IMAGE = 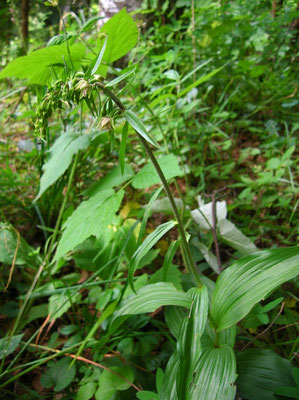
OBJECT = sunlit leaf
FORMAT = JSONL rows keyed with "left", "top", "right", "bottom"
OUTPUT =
{"left": 124, "top": 109, "right": 159, "bottom": 148}
{"left": 211, "top": 247, "right": 299, "bottom": 331}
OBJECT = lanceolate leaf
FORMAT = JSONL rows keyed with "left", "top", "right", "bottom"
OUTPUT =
{"left": 190, "top": 345, "right": 236, "bottom": 400}
{"left": 128, "top": 221, "right": 177, "bottom": 290}
{"left": 132, "top": 154, "right": 183, "bottom": 189}
{"left": 124, "top": 109, "right": 159, "bottom": 148}
{"left": 112, "top": 283, "right": 192, "bottom": 321}
{"left": 54, "top": 190, "right": 124, "bottom": 261}
{"left": 211, "top": 247, "right": 299, "bottom": 331}
{"left": 35, "top": 130, "right": 91, "bottom": 201}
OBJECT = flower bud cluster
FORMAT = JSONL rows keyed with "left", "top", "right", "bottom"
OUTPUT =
{"left": 34, "top": 72, "right": 103, "bottom": 139}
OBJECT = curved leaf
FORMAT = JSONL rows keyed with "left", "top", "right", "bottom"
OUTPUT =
{"left": 211, "top": 247, "right": 299, "bottom": 331}
{"left": 112, "top": 282, "right": 192, "bottom": 321}
{"left": 124, "top": 109, "right": 159, "bottom": 148}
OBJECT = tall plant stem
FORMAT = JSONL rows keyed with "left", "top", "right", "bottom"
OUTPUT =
{"left": 96, "top": 83, "right": 202, "bottom": 286}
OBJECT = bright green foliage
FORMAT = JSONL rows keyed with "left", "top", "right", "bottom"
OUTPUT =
{"left": 124, "top": 109, "right": 160, "bottom": 148}
{"left": 211, "top": 247, "right": 299, "bottom": 331}
{"left": 35, "top": 130, "right": 91, "bottom": 200}
{"left": 237, "top": 349, "right": 296, "bottom": 400}
{"left": 0, "top": 334, "right": 23, "bottom": 359}
{"left": 54, "top": 190, "right": 124, "bottom": 260}
{"left": 132, "top": 154, "right": 182, "bottom": 189}
{"left": 76, "top": 382, "right": 98, "bottom": 400}
{"left": 190, "top": 346, "right": 236, "bottom": 400}
{"left": 96, "top": 8, "right": 138, "bottom": 76}
{"left": 85, "top": 163, "right": 134, "bottom": 197}
{"left": 176, "top": 286, "right": 209, "bottom": 399}
{"left": 0, "top": 43, "right": 85, "bottom": 85}
{"left": 41, "top": 358, "right": 76, "bottom": 391}
{"left": 112, "top": 283, "right": 192, "bottom": 321}
{"left": 94, "top": 366, "right": 134, "bottom": 400}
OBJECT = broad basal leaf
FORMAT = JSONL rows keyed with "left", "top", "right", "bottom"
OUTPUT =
{"left": 0, "top": 43, "right": 85, "bottom": 85}
{"left": 112, "top": 282, "right": 192, "bottom": 321}
{"left": 35, "top": 130, "right": 91, "bottom": 201}
{"left": 211, "top": 247, "right": 299, "bottom": 331}
{"left": 176, "top": 286, "right": 209, "bottom": 399}
{"left": 132, "top": 154, "right": 182, "bottom": 189}
{"left": 236, "top": 349, "right": 296, "bottom": 400}
{"left": 54, "top": 190, "right": 124, "bottom": 261}
{"left": 190, "top": 345, "right": 236, "bottom": 400}
{"left": 48, "top": 291, "right": 81, "bottom": 321}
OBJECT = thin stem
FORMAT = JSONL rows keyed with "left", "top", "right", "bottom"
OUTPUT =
{"left": 96, "top": 82, "right": 201, "bottom": 286}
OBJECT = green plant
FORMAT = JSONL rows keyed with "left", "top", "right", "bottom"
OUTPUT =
{"left": 0, "top": 3, "right": 298, "bottom": 400}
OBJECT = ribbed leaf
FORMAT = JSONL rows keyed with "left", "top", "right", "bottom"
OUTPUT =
{"left": 176, "top": 286, "right": 209, "bottom": 399}
{"left": 160, "top": 353, "right": 179, "bottom": 400}
{"left": 190, "top": 345, "right": 236, "bottom": 400}
{"left": 236, "top": 349, "right": 295, "bottom": 400}
{"left": 211, "top": 247, "right": 299, "bottom": 331}
{"left": 124, "top": 109, "right": 159, "bottom": 148}
{"left": 112, "top": 283, "right": 192, "bottom": 321}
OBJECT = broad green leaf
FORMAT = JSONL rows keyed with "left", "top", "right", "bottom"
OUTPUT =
{"left": 190, "top": 345, "right": 236, "bottom": 400}
{"left": 211, "top": 247, "right": 299, "bottom": 331}
{"left": 129, "top": 221, "right": 177, "bottom": 290}
{"left": 54, "top": 190, "right": 124, "bottom": 261}
{"left": 160, "top": 353, "right": 179, "bottom": 400}
{"left": 0, "top": 43, "right": 85, "bottom": 85}
{"left": 124, "top": 109, "right": 159, "bottom": 148}
{"left": 132, "top": 154, "right": 182, "bottom": 189}
{"left": 85, "top": 164, "right": 134, "bottom": 197}
{"left": 236, "top": 349, "right": 295, "bottom": 400}
{"left": 112, "top": 283, "right": 192, "bottom": 321}
{"left": 95, "top": 366, "right": 134, "bottom": 400}
{"left": 0, "top": 223, "right": 38, "bottom": 266}
{"left": 48, "top": 292, "right": 81, "bottom": 321}
{"left": 0, "top": 334, "right": 23, "bottom": 359}
{"left": 176, "top": 286, "right": 209, "bottom": 399}
{"left": 41, "top": 358, "right": 76, "bottom": 392}
{"left": 164, "top": 306, "right": 187, "bottom": 339}
{"left": 76, "top": 382, "right": 97, "bottom": 400}
{"left": 178, "top": 65, "right": 225, "bottom": 98}
{"left": 218, "top": 219, "right": 257, "bottom": 255}
{"left": 96, "top": 9, "right": 138, "bottom": 76}
{"left": 35, "top": 130, "right": 91, "bottom": 201}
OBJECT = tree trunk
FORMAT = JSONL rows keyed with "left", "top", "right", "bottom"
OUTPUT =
{"left": 20, "top": 0, "right": 30, "bottom": 54}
